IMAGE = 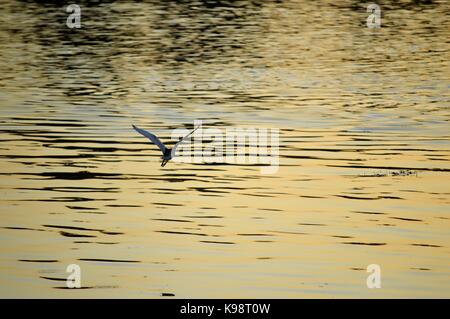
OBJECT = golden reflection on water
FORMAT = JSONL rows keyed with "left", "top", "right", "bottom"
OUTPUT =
{"left": 0, "top": 0, "right": 449, "bottom": 297}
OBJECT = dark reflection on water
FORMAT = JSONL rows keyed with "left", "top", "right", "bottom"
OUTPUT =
{"left": 0, "top": 0, "right": 449, "bottom": 298}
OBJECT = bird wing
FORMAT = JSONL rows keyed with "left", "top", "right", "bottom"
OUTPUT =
{"left": 172, "top": 126, "right": 200, "bottom": 156}
{"left": 132, "top": 124, "right": 167, "bottom": 154}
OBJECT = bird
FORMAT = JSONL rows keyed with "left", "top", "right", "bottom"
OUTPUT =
{"left": 132, "top": 124, "right": 199, "bottom": 167}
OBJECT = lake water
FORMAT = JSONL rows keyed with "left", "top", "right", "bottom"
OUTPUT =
{"left": 0, "top": 0, "right": 449, "bottom": 298}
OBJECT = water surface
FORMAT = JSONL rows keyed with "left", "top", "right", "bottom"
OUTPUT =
{"left": 0, "top": 0, "right": 449, "bottom": 298}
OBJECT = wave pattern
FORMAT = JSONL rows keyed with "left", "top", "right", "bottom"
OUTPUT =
{"left": 0, "top": 0, "right": 449, "bottom": 298}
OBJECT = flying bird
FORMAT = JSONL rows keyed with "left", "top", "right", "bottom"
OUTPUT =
{"left": 132, "top": 124, "right": 199, "bottom": 167}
